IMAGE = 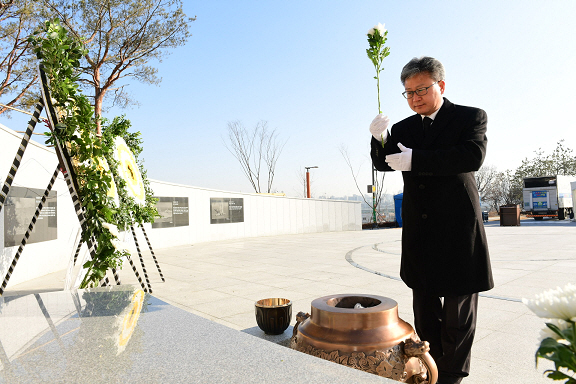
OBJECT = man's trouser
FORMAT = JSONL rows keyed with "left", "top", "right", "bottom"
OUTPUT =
{"left": 412, "top": 290, "right": 479, "bottom": 384}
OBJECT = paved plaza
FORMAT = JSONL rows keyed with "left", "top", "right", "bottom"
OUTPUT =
{"left": 8, "top": 218, "right": 576, "bottom": 384}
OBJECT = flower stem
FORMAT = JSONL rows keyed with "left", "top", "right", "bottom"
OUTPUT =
{"left": 376, "top": 71, "right": 381, "bottom": 114}
{"left": 572, "top": 321, "right": 576, "bottom": 354}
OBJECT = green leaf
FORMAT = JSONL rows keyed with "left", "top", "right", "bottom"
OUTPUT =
{"left": 544, "top": 369, "right": 576, "bottom": 383}
{"left": 546, "top": 323, "right": 568, "bottom": 340}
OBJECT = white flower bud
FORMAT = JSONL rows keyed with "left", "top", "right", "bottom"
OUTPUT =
{"left": 111, "top": 239, "right": 128, "bottom": 252}
{"left": 368, "top": 23, "right": 386, "bottom": 37}
{"left": 102, "top": 222, "right": 120, "bottom": 238}
{"left": 376, "top": 23, "right": 386, "bottom": 36}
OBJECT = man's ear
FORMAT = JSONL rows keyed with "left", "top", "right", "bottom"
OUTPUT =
{"left": 439, "top": 80, "right": 446, "bottom": 94}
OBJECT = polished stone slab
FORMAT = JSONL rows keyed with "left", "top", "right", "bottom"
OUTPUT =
{"left": 0, "top": 286, "right": 394, "bottom": 383}
{"left": 6, "top": 220, "right": 572, "bottom": 383}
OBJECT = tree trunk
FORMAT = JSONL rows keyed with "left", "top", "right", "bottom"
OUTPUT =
{"left": 93, "top": 74, "right": 104, "bottom": 136}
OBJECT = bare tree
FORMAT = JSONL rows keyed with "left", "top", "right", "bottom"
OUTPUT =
{"left": 0, "top": 0, "right": 42, "bottom": 115}
{"left": 482, "top": 170, "right": 520, "bottom": 211}
{"left": 41, "top": 0, "right": 195, "bottom": 134}
{"left": 339, "top": 145, "right": 387, "bottom": 223}
{"left": 224, "top": 120, "right": 286, "bottom": 193}
{"left": 475, "top": 164, "right": 498, "bottom": 197}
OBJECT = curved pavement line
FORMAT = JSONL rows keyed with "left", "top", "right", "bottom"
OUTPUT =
{"left": 345, "top": 246, "right": 402, "bottom": 282}
{"left": 346, "top": 245, "right": 522, "bottom": 303}
{"left": 372, "top": 243, "right": 576, "bottom": 262}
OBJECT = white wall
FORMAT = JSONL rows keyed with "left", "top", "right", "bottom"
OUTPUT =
{"left": 145, "top": 180, "right": 361, "bottom": 248}
{"left": 1, "top": 124, "right": 361, "bottom": 287}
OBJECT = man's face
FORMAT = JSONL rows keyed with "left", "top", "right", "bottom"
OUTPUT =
{"left": 404, "top": 72, "right": 445, "bottom": 116}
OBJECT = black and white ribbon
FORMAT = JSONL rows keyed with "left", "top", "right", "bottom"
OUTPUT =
{"left": 0, "top": 166, "right": 59, "bottom": 296}
{"left": 140, "top": 226, "right": 165, "bottom": 282}
{"left": 130, "top": 225, "right": 152, "bottom": 293}
{"left": 0, "top": 100, "right": 44, "bottom": 213}
{"left": 125, "top": 253, "right": 148, "bottom": 293}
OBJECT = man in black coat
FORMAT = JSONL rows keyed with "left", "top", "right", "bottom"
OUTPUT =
{"left": 370, "top": 56, "right": 494, "bottom": 384}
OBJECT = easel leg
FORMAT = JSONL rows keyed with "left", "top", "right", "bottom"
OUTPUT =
{"left": 130, "top": 225, "right": 152, "bottom": 293}
{"left": 98, "top": 276, "right": 110, "bottom": 287}
{"left": 125, "top": 254, "right": 148, "bottom": 293}
{"left": 111, "top": 268, "right": 121, "bottom": 285}
{"left": 73, "top": 238, "right": 83, "bottom": 265}
{"left": 0, "top": 100, "right": 44, "bottom": 213}
{"left": 0, "top": 166, "right": 59, "bottom": 296}
{"left": 140, "top": 225, "right": 165, "bottom": 282}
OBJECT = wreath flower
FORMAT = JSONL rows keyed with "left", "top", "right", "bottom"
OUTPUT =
{"left": 102, "top": 222, "right": 120, "bottom": 237}
{"left": 97, "top": 157, "right": 120, "bottom": 207}
{"left": 113, "top": 136, "right": 146, "bottom": 206}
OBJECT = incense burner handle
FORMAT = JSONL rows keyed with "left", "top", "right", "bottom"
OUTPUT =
{"left": 418, "top": 352, "right": 438, "bottom": 384}
{"left": 404, "top": 338, "right": 438, "bottom": 384}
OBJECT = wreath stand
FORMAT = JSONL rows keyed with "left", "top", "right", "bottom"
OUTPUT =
{"left": 0, "top": 66, "right": 163, "bottom": 295}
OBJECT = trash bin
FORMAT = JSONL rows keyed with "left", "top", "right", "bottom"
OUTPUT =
{"left": 393, "top": 193, "right": 403, "bottom": 227}
{"left": 482, "top": 211, "right": 489, "bottom": 222}
{"left": 499, "top": 205, "right": 520, "bottom": 226}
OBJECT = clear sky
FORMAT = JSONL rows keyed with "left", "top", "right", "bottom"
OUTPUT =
{"left": 2, "top": 0, "right": 576, "bottom": 198}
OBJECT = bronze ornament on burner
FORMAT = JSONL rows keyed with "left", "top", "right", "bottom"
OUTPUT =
{"left": 290, "top": 294, "right": 437, "bottom": 384}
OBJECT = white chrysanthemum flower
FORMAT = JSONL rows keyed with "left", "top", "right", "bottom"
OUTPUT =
{"left": 368, "top": 23, "right": 386, "bottom": 37}
{"left": 96, "top": 157, "right": 120, "bottom": 207}
{"left": 102, "top": 222, "right": 120, "bottom": 238}
{"left": 538, "top": 318, "right": 571, "bottom": 341}
{"left": 523, "top": 283, "right": 576, "bottom": 320}
{"left": 111, "top": 239, "right": 129, "bottom": 252}
{"left": 113, "top": 136, "right": 146, "bottom": 206}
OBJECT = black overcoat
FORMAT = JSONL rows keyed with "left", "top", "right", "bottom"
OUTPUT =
{"left": 371, "top": 98, "right": 494, "bottom": 296}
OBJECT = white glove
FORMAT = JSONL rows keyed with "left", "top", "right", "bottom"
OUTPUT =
{"left": 369, "top": 113, "right": 390, "bottom": 142}
{"left": 385, "top": 143, "right": 412, "bottom": 171}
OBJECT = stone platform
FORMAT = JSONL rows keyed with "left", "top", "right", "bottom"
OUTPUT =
{"left": 0, "top": 286, "right": 394, "bottom": 383}
{"left": 5, "top": 218, "right": 575, "bottom": 383}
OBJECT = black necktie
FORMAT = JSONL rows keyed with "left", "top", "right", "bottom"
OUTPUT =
{"left": 422, "top": 117, "right": 432, "bottom": 136}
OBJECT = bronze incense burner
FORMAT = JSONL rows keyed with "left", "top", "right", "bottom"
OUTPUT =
{"left": 290, "top": 294, "right": 437, "bottom": 384}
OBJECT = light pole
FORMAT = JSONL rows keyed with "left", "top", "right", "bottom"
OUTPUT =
{"left": 305, "top": 166, "right": 318, "bottom": 198}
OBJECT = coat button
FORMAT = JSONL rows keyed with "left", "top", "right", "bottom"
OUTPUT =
{"left": 422, "top": 214, "right": 428, "bottom": 219}
{"left": 419, "top": 184, "right": 425, "bottom": 189}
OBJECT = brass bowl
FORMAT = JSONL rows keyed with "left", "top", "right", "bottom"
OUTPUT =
{"left": 255, "top": 298, "right": 292, "bottom": 335}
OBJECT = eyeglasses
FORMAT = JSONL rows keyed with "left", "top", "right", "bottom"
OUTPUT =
{"left": 402, "top": 81, "right": 439, "bottom": 99}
